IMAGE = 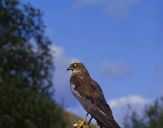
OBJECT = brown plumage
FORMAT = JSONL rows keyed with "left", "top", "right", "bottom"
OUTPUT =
{"left": 67, "top": 61, "right": 121, "bottom": 128}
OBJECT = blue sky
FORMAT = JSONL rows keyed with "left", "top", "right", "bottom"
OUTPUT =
{"left": 26, "top": 0, "right": 162, "bottom": 126}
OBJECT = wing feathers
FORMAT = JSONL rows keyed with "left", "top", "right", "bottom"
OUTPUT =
{"left": 70, "top": 76, "right": 121, "bottom": 128}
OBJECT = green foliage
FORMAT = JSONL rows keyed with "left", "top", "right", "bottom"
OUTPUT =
{"left": 0, "top": 0, "right": 67, "bottom": 128}
{"left": 123, "top": 97, "right": 163, "bottom": 128}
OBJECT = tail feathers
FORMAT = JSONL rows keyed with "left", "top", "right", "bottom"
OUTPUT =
{"left": 94, "top": 103, "right": 121, "bottom": 128}
{"left": 93, "top": 107, "right": 121, "bottom": 128}
{"left": 97, "top": 120, "right": 105, "bottom": 128}
{"left": 97, "top": 119, "right": 120, "bottom": 128}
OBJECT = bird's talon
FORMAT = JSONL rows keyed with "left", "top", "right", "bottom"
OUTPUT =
{"left": 72, "top": 120, "right": 90, "bottom": 128}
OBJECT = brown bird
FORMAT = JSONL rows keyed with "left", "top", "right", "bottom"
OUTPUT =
{"left": 67, "top": 61, "right": 121, "bottom": 128}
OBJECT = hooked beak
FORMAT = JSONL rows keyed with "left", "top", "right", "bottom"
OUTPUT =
{"left": 67, "top": 67, "right": 73, "bottom": 71}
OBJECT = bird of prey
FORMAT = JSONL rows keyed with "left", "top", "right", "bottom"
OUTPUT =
{"left": 67, "top": 61, "right": 121, "bottom": 128}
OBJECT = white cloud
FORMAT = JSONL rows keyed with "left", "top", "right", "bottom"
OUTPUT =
{"left": 50, "top": 44, "right": 80, "bottom": 92}
{"left": 100, "top": 61, "right": 133, "bottom": 78}
{"left": 74, "top": 0, "right": 143, "bottom": 17}
{"left": 50, "top": 44, "right": 79, "bottom": 107}
{"left": 50, "top": 44, "right": 64, "bottom": 59}
{"left": 106, "top": 0, "right": 142, "bottom": 17}
{"left": 108, "top": 95, "right": 150, "bottom": 126}
{"left": 109, "top": 95, "right": 149, "bottom": 108}
{"left": 50, "top": 44, "right": 70, "bottom": 91}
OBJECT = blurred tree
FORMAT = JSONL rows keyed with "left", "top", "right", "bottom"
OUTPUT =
{"left": 123, "top": 97, "right": 163, "bottom": 128}
{"left": 0, "top": 0, "right": 67, "bottom": 128}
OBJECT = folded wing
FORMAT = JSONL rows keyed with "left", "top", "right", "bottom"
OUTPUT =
{"left": 71, "top": 76, "right": 121, "bottom": 128}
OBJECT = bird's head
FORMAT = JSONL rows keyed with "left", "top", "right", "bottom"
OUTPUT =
{"left": 67, "top": 61, "right": 90, "bottom": 77}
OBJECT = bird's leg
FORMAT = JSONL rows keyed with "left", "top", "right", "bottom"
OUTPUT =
{"left": 84, "top": 112, "right": 89, "bottom": 122}
{"left": 78, "top": 113, "right": 89, "bottom": 127}
{"left": 87, "top": 116, "right": 93, "bottom": 125}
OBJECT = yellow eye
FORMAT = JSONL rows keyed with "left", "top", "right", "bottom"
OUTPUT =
{"left": 73, "top": 63, "right": 77, "bottom": 68}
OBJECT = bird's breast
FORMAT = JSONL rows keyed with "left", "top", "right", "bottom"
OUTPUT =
{"left": 70, "top": 83, "right": 81, "bottom": 98}
{"left": 70, "top": 83, "right": 90, "bottom": 112}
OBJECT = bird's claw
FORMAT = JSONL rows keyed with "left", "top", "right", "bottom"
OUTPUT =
{"left": 72, "top": 119, "right": 90, "bottom": 128}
